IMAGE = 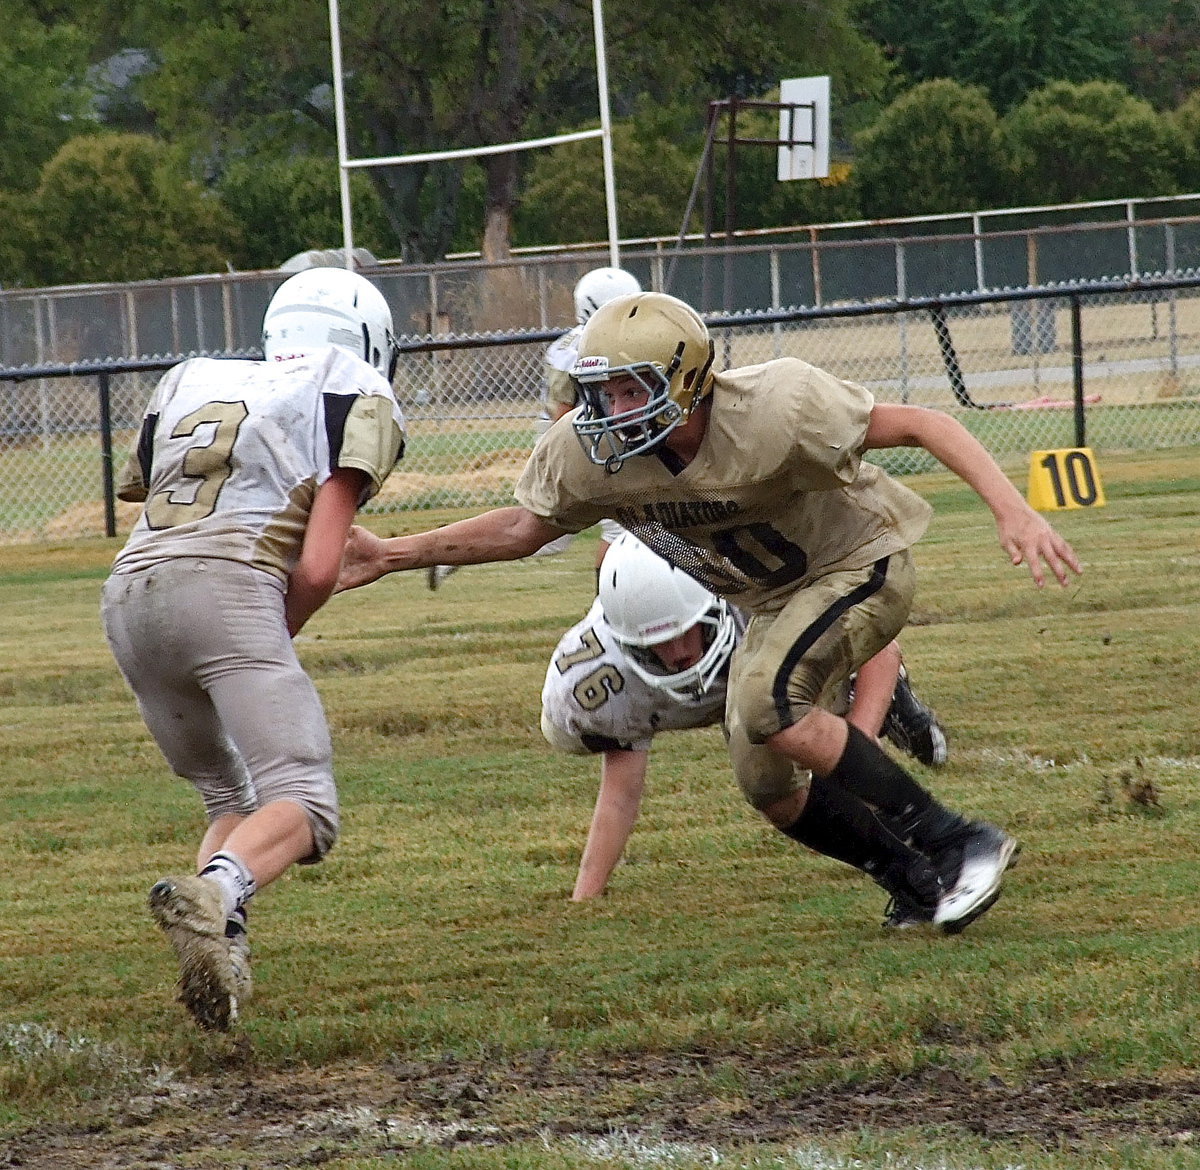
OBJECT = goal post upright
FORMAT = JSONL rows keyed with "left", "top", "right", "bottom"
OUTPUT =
{"left": 326, "top": 0, "right": 622, "bottom": 269}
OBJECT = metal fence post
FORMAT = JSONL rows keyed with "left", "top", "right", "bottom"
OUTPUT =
{"left": 1070, "top": 294, "right": 1085, "bottom": 448}
{"left": 98, "top": 371, "right": 117, "bottom": 538}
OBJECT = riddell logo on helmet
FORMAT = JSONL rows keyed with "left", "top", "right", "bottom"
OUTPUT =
{"left": 573, "top": 356, "right": 609, "bottom": 374}
{"left": 639, "top": 620, "right": 677, "bottom": 638}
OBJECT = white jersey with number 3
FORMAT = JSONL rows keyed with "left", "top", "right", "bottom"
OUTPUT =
{"left": 541, "top": 598, "right": 730, "bottom": 753}
{"left": 113, "top": 349, "right": 405, "bottom": 582}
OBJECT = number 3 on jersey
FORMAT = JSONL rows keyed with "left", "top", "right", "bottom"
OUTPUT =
{"left": 145, "top": 401, "right": 249, "bottom": 529}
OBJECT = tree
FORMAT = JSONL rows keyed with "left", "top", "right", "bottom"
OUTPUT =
{"left": 853, "top": 80, "right": 1005, "bottom": 218}
{"left": 0, "top": 8, "right": 96, "bottom": 190}
{"left": 30, "top": 133, "right": 243, "bottom": 284}
{"left": 514, "top": 103, "right": 700, "bottom": 247}
{"left": 856, "top": 0, "right": 1133, "bottom": 112}
{"left": 1002, "top": 81, "right": 1185, "bottom": 204}
{"left": 1170, "top": 89, "right": 1200, "bottom": 190}
{"left": 0, "top": 191, "right": 39, "bottom": 287}
{"left": 219, "top": 156, "right": 393, "bottom": 271}
{"left": 1128, "top": 0, "right": 1200, "bottom": 108}
{"left": 100, "top": 0, "right": 888, "bottom": 260}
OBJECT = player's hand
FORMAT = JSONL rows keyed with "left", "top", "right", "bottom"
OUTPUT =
{"left": 335, "top": 525, "right": 390, "bottom": 593}
{"left": 997, "top": 507, "right": 1082, "bottom": 588}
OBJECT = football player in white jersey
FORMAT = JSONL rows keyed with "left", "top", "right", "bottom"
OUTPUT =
{"left": 336, "top": 292, "right": 1080, "bottom": 934}
{"left": 101, "top": 267, "right": 405, "bottom": 1031}
{"left": 545, "top": 533, "right": 946, "bottom": 908}
{"left": 426, "top": 266, "right": 642, "bottom": 591}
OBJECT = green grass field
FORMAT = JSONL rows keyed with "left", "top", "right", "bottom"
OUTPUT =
{"left": 2, "top": 448, "right": 1200, "bottom": 1168}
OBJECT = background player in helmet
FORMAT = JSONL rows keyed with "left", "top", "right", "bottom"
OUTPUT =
{"left": 545, "top": 533, "right": 946, "bottom": 909}
{"left": 336, "top": 291, "right": 1080, "bottom": 934}
{"left": 544, "top": 266, "right": 644, "bottom": 426}
{"left": 102, "top": 267, "right": 405, "bottom": 1031}
{"left": 426, "top": 265, "right": 642, "bottom": 590}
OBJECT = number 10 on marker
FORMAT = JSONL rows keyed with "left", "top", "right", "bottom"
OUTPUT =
{"left": 1026, "top": 447, "right": 1106, "bottom": 512}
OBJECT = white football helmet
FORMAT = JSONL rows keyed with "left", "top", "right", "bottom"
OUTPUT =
{"left": 262, "top": 267, "right": 399, "bottom": 380}
{"left": 598, "top": 532, "right": 736, "bottom": 701}
{"left": 571, "top": 292, "right": 715, "bottom": 472}
{"left": 573, "top": 267, "right": 642, "bottom": 324}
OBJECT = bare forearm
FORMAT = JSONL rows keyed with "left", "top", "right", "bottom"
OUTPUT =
{"left": 285, "top": 578, "right": 333, "bottom": 637}
{"left": 337, "top": 507, "right": 567, "bottom": 592}
{"left": 870, "top": 407, "right": 1023, "bottom": 520}
{"left": 864, "top": 403, "right": 1081, "bottom": 586}
{"left": 288, "top": 467, "right": 363, "bottom": 633}
{"left": 375, "top": 512, "right": 541, "bottom": 573}
{"left": 571, "top": 749, "right": 648, "bottom": 901}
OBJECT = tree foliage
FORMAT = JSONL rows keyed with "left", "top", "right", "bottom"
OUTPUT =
{"left": 1169, "top": 88, "right": 1200, "bottom": 190}
{"left": 853, "top": 79, "right": 1006, "bottom": 217}
{"left": 100, "top": 0, "right": 888, "bottom": 261}
{"left": 857, "top": 0, "right": 1134, "bottom": 112}
{"left": 1128, "top": 0, "right": 1200, "bottom": 108}
{"left": 515, "top": 104, "right": 701, "bottom": 247}
{"left": 1001, "top": 81, "right": 1185, "bottom": 204}
{"left": 218, "top": 157, "right": 393, "bottom": 271}
{"left": 2, "top": 0, "right": 1200, "bottom": 286}
{"left": 31, "top": 134, "right": 243, "bottom": 285}
{"left": 0, "top": 8, "right": 96, "bottom": 190}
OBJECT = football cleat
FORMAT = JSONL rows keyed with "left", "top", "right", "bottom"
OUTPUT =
{"left": 882, "top": 892, "right": 936, "bottom": 930}
{"left": 148, "top": 875, "right": 239, "bottom": 1032}
{"left": 425, "top": 564, "right": 460, "bottom": 591}
{"left": 882, "top": 666, "right": 948, "bottom": 767}
{"left": 931, "top": 823, "right": 1020, "bottom": 932}
{"left": 867, "top": 851, "right": 942, "bottom": 929}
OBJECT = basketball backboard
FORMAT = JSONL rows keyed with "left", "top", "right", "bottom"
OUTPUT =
{"left": 777, "top": 76, "right": 830, "bottom": 181}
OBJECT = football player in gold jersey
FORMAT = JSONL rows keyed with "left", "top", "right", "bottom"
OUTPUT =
{"left": 337, "top": 292, "right": 1080, "bottom": 933}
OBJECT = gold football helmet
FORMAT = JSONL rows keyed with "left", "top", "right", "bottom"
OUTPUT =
{"left": 570, "top": 292, "right": 715, "bottom": 472}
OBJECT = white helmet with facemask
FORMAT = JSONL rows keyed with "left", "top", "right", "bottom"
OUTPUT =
{"left": 262, "top": 267, "right": 399, "bottom": 381}
{"left": 598, "top": 532, "right": 736, "bottom": 701}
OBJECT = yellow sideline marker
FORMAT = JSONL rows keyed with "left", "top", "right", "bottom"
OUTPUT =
{"left": 1027, "top": 447, "right": 1106, "bottom": 511}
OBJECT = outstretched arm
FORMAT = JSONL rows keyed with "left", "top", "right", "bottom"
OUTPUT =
{"left": 864, "top": 403, "right": 1082, "bottom": 587}
{"left": 336, "top": 506, "right": 569, "bottom": 593}
{"left": 287, "top": 468, "right": 369, "bottom": 634}
{"left": 571, "top": 748, "right": 650, "bottom": 901}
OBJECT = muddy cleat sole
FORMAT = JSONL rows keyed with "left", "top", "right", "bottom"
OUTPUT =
{"left": 149, "top": 875, "right": 238, "bottom": 1032}
{"left": 941, "top": 887, "right": 1002, "bottom": 935}
{"left": 933, "top": 826, "right": 1020, "bottom": 931}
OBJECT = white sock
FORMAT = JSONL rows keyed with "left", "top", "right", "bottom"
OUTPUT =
{"left": 199, "top": 851, "right": 257, "bottom": 920}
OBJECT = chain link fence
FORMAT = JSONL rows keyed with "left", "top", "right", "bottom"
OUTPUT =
{"left": 2, "top": 275, "right": 1199, "bottom": 544}
{"left": 7, "top": 199, "right": 1200, "bottom": 366}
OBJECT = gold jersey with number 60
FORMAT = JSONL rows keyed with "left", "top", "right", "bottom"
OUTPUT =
{"left": 113, "top": 349, "right": 405, "bottom": 583}
{"left": 516, "top": 356, "right": 933, "bottom": 614}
